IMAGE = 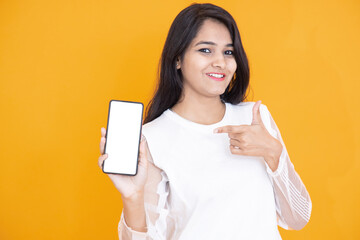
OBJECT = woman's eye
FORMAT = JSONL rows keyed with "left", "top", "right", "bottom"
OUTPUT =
{"left": 199, "top": 48, "right": 211, "bottom": 53}
{"left": 225, "top": 50, "right": 234, "bottom": 55}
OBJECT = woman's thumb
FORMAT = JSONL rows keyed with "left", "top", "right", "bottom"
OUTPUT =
{"left": 138, "top": 135, "right": 148, "bottom": 168}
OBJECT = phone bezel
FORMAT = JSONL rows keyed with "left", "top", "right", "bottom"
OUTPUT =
{"left": 102, "top": 99, "right": 144, "bottom": 176}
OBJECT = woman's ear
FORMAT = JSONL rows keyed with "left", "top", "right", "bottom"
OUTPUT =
{"left": 176, "top": 58, "right": 181, "bottom": 69}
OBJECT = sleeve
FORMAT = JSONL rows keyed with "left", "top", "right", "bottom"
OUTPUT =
{"left": 117, "top": 145, "right": 176, "bottom": 240}
{"left": 263, "top": 105, "right": 312, "bottom": 230}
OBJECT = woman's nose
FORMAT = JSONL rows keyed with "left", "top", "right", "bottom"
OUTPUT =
{"left": 211, "top": 53, "right": 226, "bottom": 69}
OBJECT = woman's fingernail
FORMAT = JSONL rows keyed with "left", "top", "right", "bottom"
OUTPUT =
{"left": 213, "top": 128, "right": 219, "bottom": 133}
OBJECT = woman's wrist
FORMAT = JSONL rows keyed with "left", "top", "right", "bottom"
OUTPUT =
{"left": 122, "top": 190, "right": 145, "bottom": 203}
{"left": 264, "top": 139, "right": 283, "bottom": 172}
{"left": 122, "top": 191, "right": 147, "bottom": 232}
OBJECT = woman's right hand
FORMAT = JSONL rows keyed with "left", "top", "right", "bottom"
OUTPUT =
{"left": 98, "top": 127, "right": 149, "bottom": 200}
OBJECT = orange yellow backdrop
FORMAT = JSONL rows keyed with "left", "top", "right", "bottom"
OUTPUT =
{"left": 1, "top": 0, "right": 359, "bottom": 239}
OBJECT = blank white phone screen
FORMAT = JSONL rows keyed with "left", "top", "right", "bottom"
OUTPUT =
{"left": 103, "top": 100, "right": 143, "bottom": 175}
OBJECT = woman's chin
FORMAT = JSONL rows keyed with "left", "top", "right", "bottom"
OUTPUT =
{"left": 205, "top": 89, "right": 228, "bottom": 98}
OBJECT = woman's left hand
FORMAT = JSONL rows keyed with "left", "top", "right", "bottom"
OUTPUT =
{"left": 214, "top": 100, "right": 283, "bottom": 172}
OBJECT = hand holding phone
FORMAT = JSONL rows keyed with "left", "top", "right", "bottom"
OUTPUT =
{"left": 97, "top": 100, "right": 149, "bottom": 198}
{"left": 98, "top": 127, "right": 150, "bottom": 198}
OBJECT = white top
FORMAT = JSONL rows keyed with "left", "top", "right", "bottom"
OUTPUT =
{"left": 118, "top": 102, "right": 312, "bottom": 240}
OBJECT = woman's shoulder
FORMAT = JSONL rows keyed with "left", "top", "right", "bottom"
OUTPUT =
{"left": 142, "top": 109, "right": 175, "bottom": 137}
{"left": 143, "top": 110, "right": 168, "bottom": 128}
{"left": 228, "top": 101, "right": 274, "bottom": 128}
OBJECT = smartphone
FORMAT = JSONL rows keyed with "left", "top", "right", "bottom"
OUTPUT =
{"left": 102, "top": 100, "right": 144, "bottom": 175}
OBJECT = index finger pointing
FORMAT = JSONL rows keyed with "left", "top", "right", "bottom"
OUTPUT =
{"left": 213, "top": 125, "right": 246, "bottom": 134}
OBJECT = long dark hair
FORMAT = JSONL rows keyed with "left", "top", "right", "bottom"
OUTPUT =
{"left": 144, "top": 3, "right": 250, "bottom": 124}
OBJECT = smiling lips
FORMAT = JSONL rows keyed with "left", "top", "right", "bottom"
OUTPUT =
{"left": 206, "top": 72, "right": 226, "bottom": 81}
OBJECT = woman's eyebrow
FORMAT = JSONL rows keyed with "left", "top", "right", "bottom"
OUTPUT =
{"left": 194, "top": 41, "right": 233, "bottom": 47}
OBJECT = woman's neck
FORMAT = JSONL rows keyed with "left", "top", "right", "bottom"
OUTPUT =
{"left": 171, "top": 94, "right": 226, "bottom": 125}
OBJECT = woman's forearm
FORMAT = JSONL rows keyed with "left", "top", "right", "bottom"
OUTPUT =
{"left": 122, "top": 193, "right": 147, "bottom": 233}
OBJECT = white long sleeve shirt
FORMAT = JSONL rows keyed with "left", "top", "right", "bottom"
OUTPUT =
{"left": 118, "top": 101, "right": 312, "bottom": 240}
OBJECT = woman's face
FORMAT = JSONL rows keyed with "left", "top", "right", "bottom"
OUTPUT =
{"left": 177, "top": 19, "right": 237, "bottom": 101}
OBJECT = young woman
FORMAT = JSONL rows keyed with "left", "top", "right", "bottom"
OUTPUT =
{"left": 98, "top": 3, "right": 312, "bottom": 239}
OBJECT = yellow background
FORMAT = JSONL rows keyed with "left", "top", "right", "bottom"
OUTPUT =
{"left": 1, "top": 0, "right": 359, "bottom": 239}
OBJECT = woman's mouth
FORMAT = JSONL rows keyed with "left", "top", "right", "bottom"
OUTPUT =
{"left": 206, "top": 72, "right": 226, "bottom": 81}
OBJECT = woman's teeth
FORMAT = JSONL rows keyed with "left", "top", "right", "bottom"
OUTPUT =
{"left": 208, "top": 73, "right": 224, "bottom": 78}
